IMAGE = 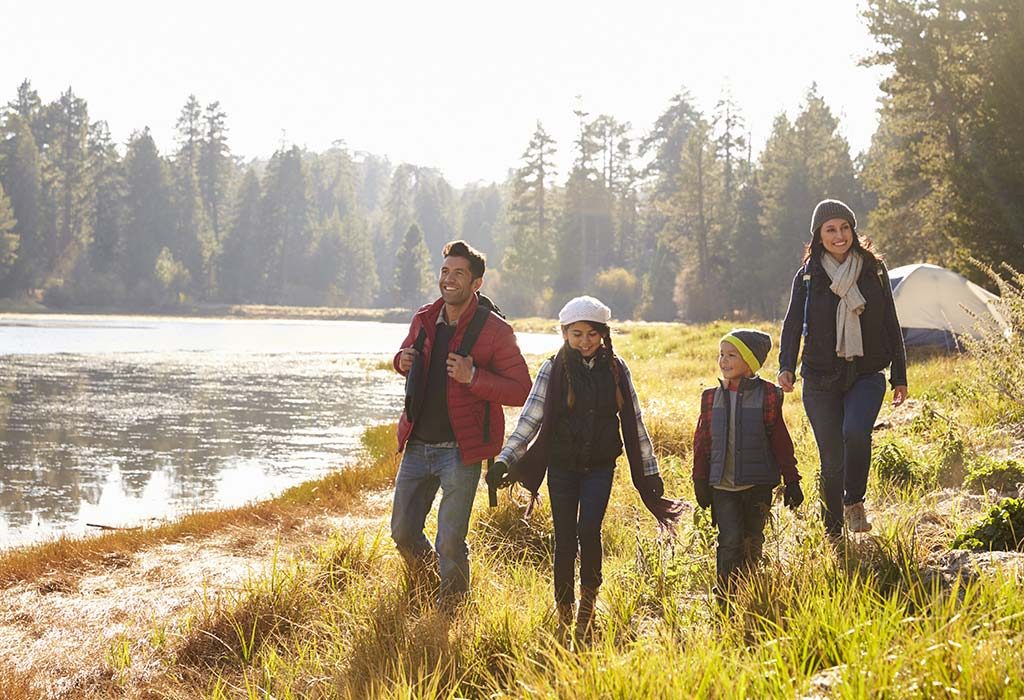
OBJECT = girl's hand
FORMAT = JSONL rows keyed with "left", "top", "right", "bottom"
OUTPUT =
{"left": 892, "top": 385, "right": 908, "bottom": 407}
{"left": 778, "top": 371, "right": 796, "bottom": 393}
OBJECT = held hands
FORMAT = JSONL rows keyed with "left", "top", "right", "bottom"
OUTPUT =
{"left": 398, "top": 347, "right": 418, "bottom": 373}
{"left": 892, "top": 385, "right": 908, "bottom": 407}
{"left": 783, "top": 481, "right": 804, "bottom": 510}
{"left": 486, "top": 460, "right": 512, "bottom": 489}
{"left": 693, "top": 479, "right": 712, "bottom": 510}
{"left": 447, "top": 353, "right": 475, "bottom": 384}
{"left": 778, "top": 370, "right": 796, "bottom": 393}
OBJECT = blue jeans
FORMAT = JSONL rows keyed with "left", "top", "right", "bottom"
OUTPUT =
{"left": 802, "top": 371, "right": 886, "bottom": 536}
{"left": 546, "top": 465, "right": 615, "bottom": 606}
{"left": 712, "top": 485, "right": 774, "bottom": 587}
{"left": 390, "top": 441, "right": 481, "bottom": 597}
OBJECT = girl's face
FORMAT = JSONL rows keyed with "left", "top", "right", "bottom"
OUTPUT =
{"left": 719, "top": 341, "right": 753, "bottom": 383}
{"left": 820, "top": 218, "right": 855, "bottom": 262}
{"left": 563, "top": 322, "right": 603, "bottom": 358}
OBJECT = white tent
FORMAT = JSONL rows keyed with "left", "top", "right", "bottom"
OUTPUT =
{"left": 888, "top": 263, "right": 1010, "bottom": 348}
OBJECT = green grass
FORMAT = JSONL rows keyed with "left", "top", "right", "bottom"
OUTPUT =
{"left": 15, "top": 322, "right": 1024, "bottom": 698}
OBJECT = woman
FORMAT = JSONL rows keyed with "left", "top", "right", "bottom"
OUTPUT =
{"left": 778, "top": 199, "right": 908, "bottom": 537}
{"left": 490, "top": 296, "right": 683, "bottom": 646}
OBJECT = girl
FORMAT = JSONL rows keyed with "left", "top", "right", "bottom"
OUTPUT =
{"left": 491, "top": 296, "right": 683, "bottom": 645}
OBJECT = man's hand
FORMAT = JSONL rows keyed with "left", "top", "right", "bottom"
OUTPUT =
{"left": 398, "top": 347, "right": 418, "bottom": 373}
{"left": 778, "top": 370, "right": 796, "bottom": 393}
{"left": 447, "top": 353, "right": 475, "bottom": 384}
{"left": 693, "top": 479, "right": 712, "bottom": 510}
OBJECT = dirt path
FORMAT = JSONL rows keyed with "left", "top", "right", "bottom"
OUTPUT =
{"left": 0, "top": 492, "right": 392, "bottom": 699}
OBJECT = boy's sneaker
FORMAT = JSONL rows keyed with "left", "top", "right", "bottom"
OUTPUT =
{"left": 844, "top": 502, "right": 872, "bottom": 533}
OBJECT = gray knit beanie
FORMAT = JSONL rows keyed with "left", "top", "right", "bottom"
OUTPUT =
{"left": 810, "top": 199, "right": 857, "bottom": 235}
{"left": 721, "top": 328, "right": 772, "bottom": 373}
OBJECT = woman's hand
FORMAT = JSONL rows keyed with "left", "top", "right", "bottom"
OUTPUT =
{"left": 778, "top": 370, "right": 796, "bottom": 393}
{"left": 892, "top": 385, "right": 908, "bottom": 407}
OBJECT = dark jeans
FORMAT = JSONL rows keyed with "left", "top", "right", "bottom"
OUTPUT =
{"left": 390, "top": 441, "right": 482, "bottom": 598}
{"left": 546, "top": 464, "right": 615, "bottom": 606}
{"left": 712, "top": 485, "right": 774, "bottom": 586}
{"left": 802, "top": 371, "right": 886, "bottom": 536}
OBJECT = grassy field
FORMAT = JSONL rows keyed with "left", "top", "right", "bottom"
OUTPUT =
{"left": 3, "top": 321, "right": 1023, "bottom": 698}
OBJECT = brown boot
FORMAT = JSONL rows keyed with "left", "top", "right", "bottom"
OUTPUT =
{"left": 575, "top": 587, "right": 598, "bottom": 648}
{"left": 556, "top": 602, "right": 574, "bottom": 645}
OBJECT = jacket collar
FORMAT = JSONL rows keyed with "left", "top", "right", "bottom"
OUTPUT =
{"left": 416, "top": 292, "right": 481, "bottom": 328}
{"left": 718, "top": 375, "right": 760, "bottom": 392}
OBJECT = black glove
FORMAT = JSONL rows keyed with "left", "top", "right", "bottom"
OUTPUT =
{"left": 642, "top": 474, "right": 664, "bottom": 499}
{"left": 783, "top": 480, "right": 804, "bottom": 510}
{"left": 485, "top": 461, "right": 508, "bottom": 508}
{"left": 693, "top": 479, "right": 712, "bottom": 510}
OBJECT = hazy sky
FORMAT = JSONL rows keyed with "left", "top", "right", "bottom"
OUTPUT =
{"left": 3, "top": 0, "right": 886, "bottom": 186}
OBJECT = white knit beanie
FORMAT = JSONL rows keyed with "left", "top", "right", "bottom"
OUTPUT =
{"left": 558, "top": 296, "right": 612, "bottom": 326}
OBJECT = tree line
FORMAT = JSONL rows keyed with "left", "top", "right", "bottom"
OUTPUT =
{"left": 1, "top": 0, "right": 1020, "bottom": 319}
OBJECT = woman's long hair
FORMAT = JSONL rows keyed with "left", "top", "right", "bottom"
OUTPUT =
{"left": 561, "top": 321, "right": 624, "bottom": 411}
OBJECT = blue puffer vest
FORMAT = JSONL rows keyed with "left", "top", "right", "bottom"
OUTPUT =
{"left": 708, "top": 376, "right": 781, "bottom": 487}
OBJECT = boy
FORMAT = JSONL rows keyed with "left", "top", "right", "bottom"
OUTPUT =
{"left": 692, "top": 329, "right": 803, "bottom": 593}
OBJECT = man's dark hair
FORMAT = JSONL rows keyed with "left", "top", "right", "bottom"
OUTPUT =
{"left": 442, "top": 240, "right": 486, "bottom": 279}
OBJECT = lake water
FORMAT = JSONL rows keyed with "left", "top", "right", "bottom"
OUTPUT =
{"left": 0, "top": 314, "right": 560, "bottom": 548}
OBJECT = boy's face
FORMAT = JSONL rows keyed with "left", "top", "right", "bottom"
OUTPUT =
{"left": 719, "top": 341, "right": 753, "bottom": 382}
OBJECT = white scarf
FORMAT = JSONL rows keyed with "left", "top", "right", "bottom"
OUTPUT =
{"left": 820, "top": 250, "right": 865, "bottom": 359}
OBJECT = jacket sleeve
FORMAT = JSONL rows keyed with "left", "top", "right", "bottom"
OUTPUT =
{"left": 621, "top": 360, "right": 659, "bottom": 476}
{"left": 467, "top": 322, "right": 532, "bottom": 407}
{"left": 692, "top": 389, "right": 714, "bottom": 481}
{"left": 393, "top": 316, "right": 421, "bottom": 376}
{"left": 880, "top": 264, "right": 908, "bottom": 388}
{"left": 765, "top": 387, "right": 799, "bottom": 484}
{"left": 778, "top": 267, "right": 806, "bottom": 375}
{"left": 496, "top": 360, "right": 550, "bottom": 467}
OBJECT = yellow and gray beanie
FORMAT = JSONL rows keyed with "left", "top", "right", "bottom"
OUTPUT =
{"left": 722, "top": 329, "right": 772, "bottom": 373}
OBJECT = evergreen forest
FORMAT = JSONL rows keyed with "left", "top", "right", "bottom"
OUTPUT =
{"left": 1, "top": 0, "right": 1021, "bottom": 319}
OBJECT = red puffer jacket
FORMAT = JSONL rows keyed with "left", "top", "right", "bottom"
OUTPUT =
{"left": 393, "top": 295, "right": 532, "bottom": 464}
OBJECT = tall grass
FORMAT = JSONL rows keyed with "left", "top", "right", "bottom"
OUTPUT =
{"left": 11, "top": 320, "right": 1024, "bottom": 698}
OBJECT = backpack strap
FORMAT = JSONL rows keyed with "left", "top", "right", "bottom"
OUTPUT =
{"left": 801, "top": 260, "right": 812, "bottom": 338}
{"left": 456, "top": 302, "right": 493, "bottom": 444}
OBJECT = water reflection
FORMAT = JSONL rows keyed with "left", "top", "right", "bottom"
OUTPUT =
{"left": 0, "top": 316, "right": 562, "bottom": 548}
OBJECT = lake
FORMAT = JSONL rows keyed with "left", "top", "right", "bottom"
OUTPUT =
{"left": 0, "top": 314, "right": 560, "bottom": 548}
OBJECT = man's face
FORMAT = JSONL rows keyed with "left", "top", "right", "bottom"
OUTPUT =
{"left": 439, "top": 256, "right": 481, "bottom": 305}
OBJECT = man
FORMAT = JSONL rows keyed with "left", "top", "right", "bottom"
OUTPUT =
{"left": 391, "top": 239, "right": 531, "bottom": 605}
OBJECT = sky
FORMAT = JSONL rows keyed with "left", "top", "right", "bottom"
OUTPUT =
{"left": 2, "top": 0, "right": 888, "bottom": 187}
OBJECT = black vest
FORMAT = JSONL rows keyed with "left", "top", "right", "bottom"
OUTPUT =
{"left": 708, "top": 377, "right": 780, "bottom": 487}
{"left": 550, "top": 359, "right": 622, "bottom": 470}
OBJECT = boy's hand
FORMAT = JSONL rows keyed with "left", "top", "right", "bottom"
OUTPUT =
{"left": 693, "top": 479, "right": 712, "bottom": 509}
{"left": 783, "top": 481, "right": 804, "bottom": 510}
{"left": 778, "top": 370, "right": 796, "bottom": 393}
{"left": 892, "top": 385, "right": 908, "bottom": 407}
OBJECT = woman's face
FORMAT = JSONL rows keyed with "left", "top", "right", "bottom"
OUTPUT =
{"left": 562, "top": 322, "right": 603, "bottom": 358}
{"left": 820, "top": 217, "right": 855, "bottom": 261}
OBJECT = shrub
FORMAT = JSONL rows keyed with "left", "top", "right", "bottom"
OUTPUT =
{"left": 952, "top": 498, "right": 1024, "bottom": 551}
{"left": 963, "top": 455, "right": 1024, "bottom": 493}
{"left": 873, "top": 441, "right": 927, "bottom": 487}
{"left": 960, "top": 261, "right": 1024, "bottom": 409}
{"left": 593, "top": 267, "right": 640, "bottom": 320}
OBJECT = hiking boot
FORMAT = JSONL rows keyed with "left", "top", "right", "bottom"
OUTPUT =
{"left": 556, "top": 602, "right": 574, "bottom": 645}
{"left": 844, "top": 502, "right": 872, "bottom": 533}
{"left": 575, "top": 587, "right": 598, "bottom": 649}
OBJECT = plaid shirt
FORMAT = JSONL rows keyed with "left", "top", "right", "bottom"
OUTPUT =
{"left": 498, "top": 358, "right": 659, "bottom": 476}
{"left": 691, "top": 377, "right": 799, "bottom": 483}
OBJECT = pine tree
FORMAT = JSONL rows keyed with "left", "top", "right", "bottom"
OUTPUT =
{"left": 122, "top": 129, "right": 174, "bottom": 296}
{"left": 261, "top": 145, "right": 311, "bottom": 303}
{"left": 0, "top": 113, "right": 41, "bottom": 294}
{"left": 393, "top": 223, "right": 432, "bottom": 308}
{"left": 198, "top": 101, "right": 232, "bottom": 243}
{"left": 218, "top": 168, "right": 262, "bottom": 302}
{"left": 0, "top": 182, "right": 19, "bottom": 281}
